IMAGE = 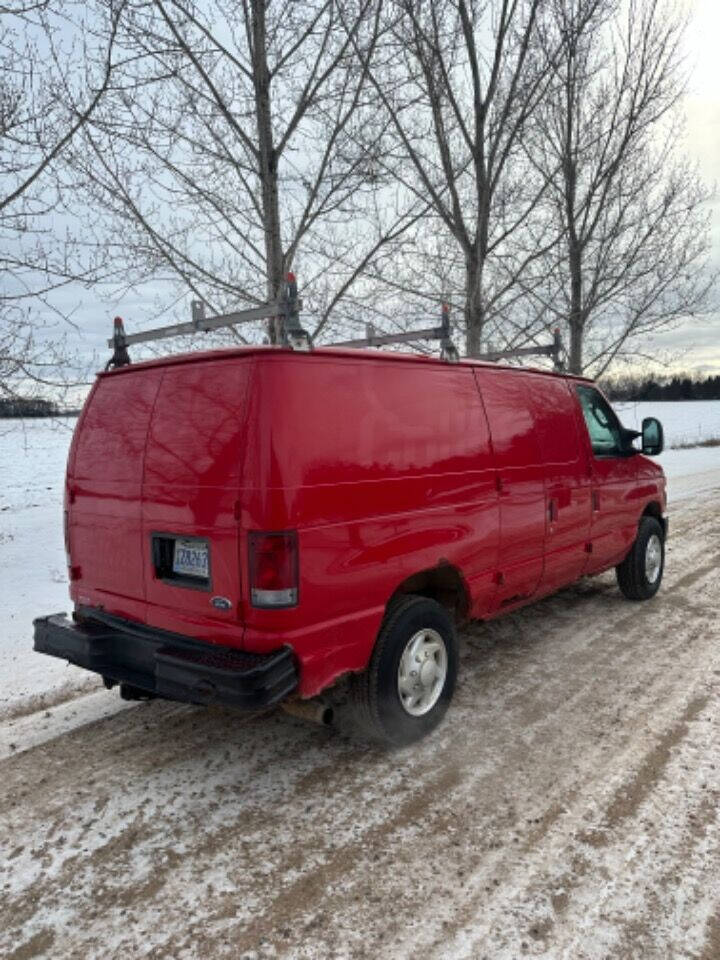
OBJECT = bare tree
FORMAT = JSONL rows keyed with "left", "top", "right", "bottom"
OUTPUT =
{"left": 348, "top": 0, "right": 562, "bottom": 357}
{"left": 0, "top": 1, "right": 124, "bottom": 401}
{"left": 525, "top": 0, "right": 714, "bottom": 376}
{"left": 64, "top": 0, "right": 422, "bottom": 345}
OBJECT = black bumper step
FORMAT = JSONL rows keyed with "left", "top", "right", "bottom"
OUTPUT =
{"left": 33, "top": 610, "right": 297, "bottom": 710}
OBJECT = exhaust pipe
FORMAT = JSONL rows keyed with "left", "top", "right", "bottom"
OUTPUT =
{"left": 282, "top": 698, "right": 334, "bottom": 727}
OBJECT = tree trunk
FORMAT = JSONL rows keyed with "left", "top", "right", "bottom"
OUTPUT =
{"left": 568, "top": 317, "right": 583, "bottom": 374}
{"left": 251, "top": 0, "right": 284, "bottom": 341}
{"left": 567, "top": 240, "right": 583, "bottom": 373}
{"left": 464, "top": 259, "right": 484, "bottom": 357}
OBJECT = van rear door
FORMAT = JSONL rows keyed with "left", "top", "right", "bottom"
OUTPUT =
{"left": 69, "top": 368, "right": 163, "bottom": 620}
{"left": 142, "top": 358, "right": 251, "bottom": 641}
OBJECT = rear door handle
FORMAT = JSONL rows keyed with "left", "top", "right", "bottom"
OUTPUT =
{"left": 592, "top": 490, "right": 600, "bottom": 512}
{"left": 548, "top": 498, "right": 558, "bottom": 523}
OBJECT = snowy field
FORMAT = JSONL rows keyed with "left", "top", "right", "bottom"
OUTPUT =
{"left": 1, "top": 408, "right": 720, "bottom": 959}
{"left": 616, "top": 399, "right": 720, "bottom": 448}
{"left": 0, "top": 418, "right": 100, "bottom": 721}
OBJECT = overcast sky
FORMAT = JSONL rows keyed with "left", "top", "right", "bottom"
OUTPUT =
{"left": 645, "top": 0, "right": 720, "bottom": 373}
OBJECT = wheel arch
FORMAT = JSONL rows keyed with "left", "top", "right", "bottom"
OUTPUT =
{"left": 387, "top": 564, "right": 470, "bottom": 624}
{"left": 641, "top": 500, "right": 667, "bottom": 536}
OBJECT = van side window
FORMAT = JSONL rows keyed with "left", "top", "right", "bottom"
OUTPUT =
{"left": 576, "top": 385, "right": 624, "bottom": 457}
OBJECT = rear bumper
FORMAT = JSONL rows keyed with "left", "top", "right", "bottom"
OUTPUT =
{"left": 33, "top": 609, "right": 298, "bottom": 710}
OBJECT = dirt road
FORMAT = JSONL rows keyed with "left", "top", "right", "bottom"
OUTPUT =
{"left": 2, "top": 486, "right": 719, "bottom": 960}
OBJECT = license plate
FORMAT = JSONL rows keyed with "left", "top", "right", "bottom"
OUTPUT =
{"left": 172, "top": 539, "right": 209, "bottom": 579}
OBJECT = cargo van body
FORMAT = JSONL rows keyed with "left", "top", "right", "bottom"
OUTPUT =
{"left": 35, "top": 347, "right": 667, "bottom": 742}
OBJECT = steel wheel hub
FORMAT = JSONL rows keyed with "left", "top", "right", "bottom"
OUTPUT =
{"left": 645, "top": 533, "right": 662, "bottom": 584}
{"left": 397, "top": 628, "right": 448, "bottom": 717}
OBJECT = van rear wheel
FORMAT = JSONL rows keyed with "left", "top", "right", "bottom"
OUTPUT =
{"left": 350, "top": 595, "right": 458, "bottom": 746}
{"left": 615, "top": 516, "right": 665, "bottom": 601}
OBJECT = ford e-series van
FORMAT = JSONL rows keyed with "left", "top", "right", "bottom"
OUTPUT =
{"left": 34, "top": 346, "right": 666, "bottom": 744}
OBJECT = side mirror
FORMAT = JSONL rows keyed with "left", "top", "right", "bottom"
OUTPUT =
{"left": 641, "top": 417, "right": 664, "bottom": 456}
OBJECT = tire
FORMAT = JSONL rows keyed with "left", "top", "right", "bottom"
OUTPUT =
{"left": 615, "top": 516, "right": 665, "bottom": 601}
{"left": 349, "top": 594, "right": 458, "bottom": 746}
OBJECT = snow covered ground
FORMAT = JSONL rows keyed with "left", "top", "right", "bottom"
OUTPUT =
{"left": 617, "top": 400, "right": 720, "bottom": 501}
{"left": 616, "top": 398, "right": 720, "bottom": 447}
{"left": 0, "top": 418, "right": 102, "bottom": 721}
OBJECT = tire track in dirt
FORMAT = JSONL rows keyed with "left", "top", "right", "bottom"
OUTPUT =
{"left": 415, "top": 508, "right": 720, "bottom": 959}
{"left": 6, "top": 586, "right": 714, "bottom": 960}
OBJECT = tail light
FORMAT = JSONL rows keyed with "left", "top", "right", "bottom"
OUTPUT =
{"left": 248, "top": 531, "right": 298, "bottom": 608}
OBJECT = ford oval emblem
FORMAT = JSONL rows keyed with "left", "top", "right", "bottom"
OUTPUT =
{"left": 211, "top": 596, "right": 232, "bottom": 610}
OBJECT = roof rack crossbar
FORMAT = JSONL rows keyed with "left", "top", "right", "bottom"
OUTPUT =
{"left": 105, "top": 274, "right": 310, "bottom": 368}
{"left": 327, "top": 304, "right": 460, "bottom": 361}
{"left": 328, "top": 324, "right": 446, "bottom": 349}
{"left": 478, "top": 328, "right": 564, "bottom": 371}
{"left": 107, "top": 299, "right": 292, "bottom": 350}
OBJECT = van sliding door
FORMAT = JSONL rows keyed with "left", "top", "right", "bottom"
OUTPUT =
{"left": 526, "top": 376, "right": 592, "bottom": 592}
{"left": 474, "top": 369, "right": 545, "bottom": 609}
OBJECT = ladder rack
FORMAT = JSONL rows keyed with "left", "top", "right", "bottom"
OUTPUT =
{"left": 106, "top": 274, "right": 309, "bottom": 369}
{"left": 104, "top": 274, "right": 564, "bottom": 372}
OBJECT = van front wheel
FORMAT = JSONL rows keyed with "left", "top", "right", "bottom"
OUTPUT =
{"left": 615, "top": 516, "right": 665, "bottom": 601}
{"left": 350, "top": 595, "right": 458, "bottom": 746}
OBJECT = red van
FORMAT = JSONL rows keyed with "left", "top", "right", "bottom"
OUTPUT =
{"left": 34, "top": 346, "right": 666, "bottom": 744}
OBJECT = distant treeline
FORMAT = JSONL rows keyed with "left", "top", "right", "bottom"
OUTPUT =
{"left": 0, "top": 397, "right": 80, "bottom": 418}
{"left": 602, "top": 374, "right": 720, "bottom": 402}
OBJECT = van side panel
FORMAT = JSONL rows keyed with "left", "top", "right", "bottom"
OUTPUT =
{"left": 526, "top": 375, "right": 592, "bottom": 593}
{"left": 474, "top": 368, "right": 546, "bottom": 609}
{"left": 241, "top": 355, "right": 499, "bottom": 696}
{"left": 69, "top": 368, "right": 162, "bottom": 619}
